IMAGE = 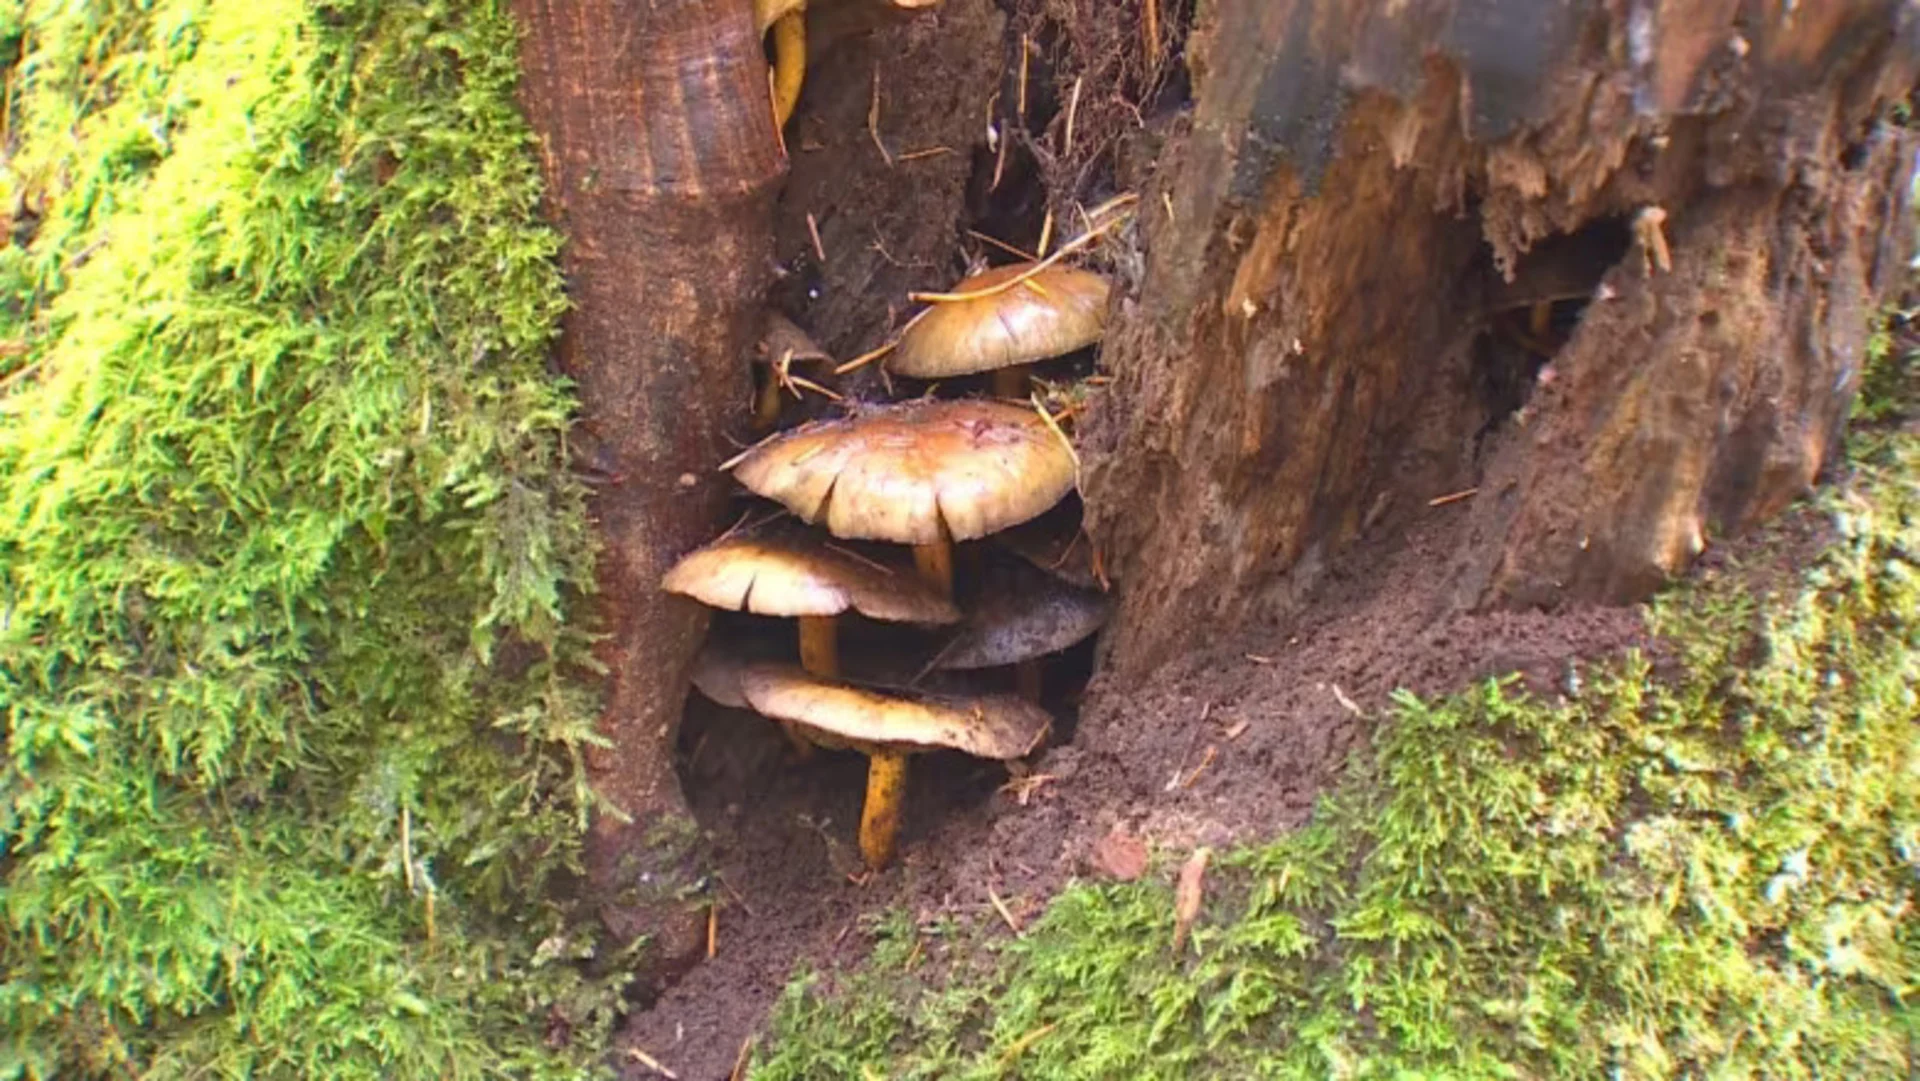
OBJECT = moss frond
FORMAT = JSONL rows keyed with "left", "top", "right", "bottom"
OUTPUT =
{"left": 0, "top": 2, "right": 611, "bottom": 1077}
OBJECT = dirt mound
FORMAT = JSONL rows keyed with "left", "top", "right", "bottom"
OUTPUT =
{"left": 615, "top": 499, "right": 1646, "bottom": 1080}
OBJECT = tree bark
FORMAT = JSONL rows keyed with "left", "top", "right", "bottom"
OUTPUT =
{"left": 511, "top": 0, "right": 782, "bottom": 979}
{"left": 1082, "top": 0, "right": 1918, "bottom": 680}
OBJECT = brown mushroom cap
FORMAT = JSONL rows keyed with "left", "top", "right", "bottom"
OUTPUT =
{"left": 888, "top": 263, "right": 1111, "bottom": 379}
{"left": 730, "top": 398, "right": 1076, "bottom": 544}
{"left": 934, "top": 560, "right": 1109, "bottom": 669}
{"left": 757, "top": 312, "right": 832, "bottom": 367}
{"left": 662, "top": 531, "right": 959, "bottom": 624}
{"left": 992, "top": 508, "right": 1104, "bottom": 591}
{"left": 689, "top": 645, "right": 752, "bottom": 710}
{"left": 737, "top": 663, "right": 1051, "bottom": 758}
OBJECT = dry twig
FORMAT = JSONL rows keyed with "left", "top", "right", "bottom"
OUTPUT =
{"left": 1062, "top": 76, "right": 1084, "bottom": 160}
{"left": 1428, "top": 487, "right": 1478, "bottom": 507}
{"left": 805, "top": 212, "right": 826, "bottom": 262}
{"left": 867, "top": 64, "right": 892, "bottom": 165}
{"left": 909, "top": 203, "right": 1133, "bottom": 303}
{"left": 987, "top": 884, "right": 1024, "bottom": 935}
{"left": 627, "top": 1047, "right": 680, "bottom": 1080}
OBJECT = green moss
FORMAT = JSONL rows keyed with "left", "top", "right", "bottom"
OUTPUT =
{"left": 753, "top": 420, "right": 1920, "bottom": 1077}
{"left": 0, "top": 2, "right": 613, "bottom": 1078}
{"left": 1856, "top": 303, "right": 1915, "bottom": 426}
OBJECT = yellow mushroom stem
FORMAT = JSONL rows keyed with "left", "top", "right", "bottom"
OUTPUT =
{"left": 771, "top": 615, "right": 844, "bottom": 761}
{"left": 859, "top": 749, "right": 909, "bottom": 869}
{"left": 769, "top": 11, "right": 807, "bottom": 129}
{"left": 797, "top": 614, "right": 839, "bottom": 677}
{"left": 912, "top": 534, "right": 954, "bottom": 601}
{"left": 1528, "top": 300, "right": 1553, "bottom": 340}
{"left": 991, "top": 365, "right": 1032, "bottom": 400}
{"left": 1015, "top": 657, "right": 1044, "bottom": 703}
{"left": 753, "top": 369, "right": 786, "bottom": 433}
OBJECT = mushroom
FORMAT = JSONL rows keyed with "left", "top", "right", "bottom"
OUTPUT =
{"left": 753, "top": 313, "right": 834, "bottom": 433}
{"left": 757, "top": 0, "right": 943, "bottom": 127}
{"left": 992, "top": 502, "right": 1106, "bottom": 591}
{"left": 704, "top": 659, "right": 1051, "bottom": 869}
{"left": 889, "top": 262, "right": 1111, "bottom": 399}
{"left": 728, "top": 398, "right": 1077, "bottom": 600}
{"left": 929, "top": 554, "right": 1109, "bottom": 700}
{"left": 663, "top": 528, "right": 958, "bottom": 754}
{"left": 755, "top": 0, "right": 808, "bottom": 128}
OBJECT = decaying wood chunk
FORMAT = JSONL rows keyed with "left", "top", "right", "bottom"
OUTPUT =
{"left": 1081, "top": 0, "right": 1918, "bottom": 678}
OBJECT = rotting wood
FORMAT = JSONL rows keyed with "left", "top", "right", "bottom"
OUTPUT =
{"left": 1080, "top": 0, "right": 1918, "bottom": 679}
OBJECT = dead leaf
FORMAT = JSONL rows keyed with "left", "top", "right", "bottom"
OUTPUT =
{"left": 1091, "top": 827, "right": 1148, "bottom": 881}
{"left": 1172, "top": 847, "right": 1212, "bottom": 954}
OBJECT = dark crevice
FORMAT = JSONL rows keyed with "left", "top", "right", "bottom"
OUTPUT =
{"left": 1470, "top": 215, "right": 1635, "bottom": 448}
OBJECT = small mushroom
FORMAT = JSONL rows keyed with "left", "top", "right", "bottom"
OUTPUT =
{"left": 731, "top": 661, "right": 1051, "bottom": 869}
{"left": 889, "top": 262, "right": 1110, "bottom": 398}
{"left": 992, "top": 504, "right": 1106, "bottom": 591}
{"left": 663, "top": 528, "right": 958, "bottom": 754}
{"left": 930, "top": 555, "right": 1109, "bottom": 701}
{"left": 729, "top": 398, "right": 1077, "bottom": 600}
{"left": 755, "top": 0, "right": 809, "bottom": 128}
{"left": 760, "top": 0, "right": 941, "bottom": 127}
{"left": 753, "top": 313, "right": 834, "bottom": 433}
{"left": 689, "top": 643, "right": 752, "bottom": 710}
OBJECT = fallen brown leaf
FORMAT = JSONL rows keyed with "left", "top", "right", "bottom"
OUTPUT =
{"left": 1090, "top": 827, "right": 1149, "bottom": 881}
{"left": 1172, "top": 847, "right": 1212, "bottom": 954}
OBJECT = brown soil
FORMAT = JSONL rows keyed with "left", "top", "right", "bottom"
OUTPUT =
{"left": 613, "top": 495, "right": 1649, "bottom": 1080}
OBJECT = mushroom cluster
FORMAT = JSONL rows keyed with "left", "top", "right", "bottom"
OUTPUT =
{"left": 665, "top": 258, "right": 1114, "bottom": 870}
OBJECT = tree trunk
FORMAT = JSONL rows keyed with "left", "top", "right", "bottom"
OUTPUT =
{"left": 1082, "top": 0, "right": 1918, "bottom": 680}
{"left": 511, "top": 0, "right": 782, "bottom": 979}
